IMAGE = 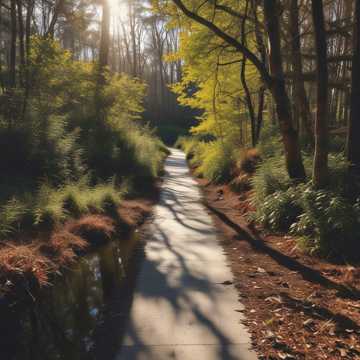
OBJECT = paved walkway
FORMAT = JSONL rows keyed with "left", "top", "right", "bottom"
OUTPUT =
{"left": 117, "top": 149, "right": 257, "bottom": 360}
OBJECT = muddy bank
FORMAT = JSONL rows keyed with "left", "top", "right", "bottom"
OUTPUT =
{"left": 198, "top": 179, "right": 360, "bottom": 359}
{"left": 0, "top": 188, "right": 159, "bottom": 301}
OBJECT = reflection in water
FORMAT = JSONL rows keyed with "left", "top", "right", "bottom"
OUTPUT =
{"left": 0, "top": 232, "right": 141, "bottom": 360}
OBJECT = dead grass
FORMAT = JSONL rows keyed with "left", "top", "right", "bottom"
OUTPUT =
{"left": 0, "top": 194, "right": 157, "bottom": 297}
{"left": 239, "top": 148, "right": 262, "bottom": 174}
{"left": 0, "top": 243, "right": 55, "bottom": 288}
{"left": 65, "top": 215, "right": 116, "bottom": 245}
{"left": 40, "top": 230, "right": 89, "bottom": 265}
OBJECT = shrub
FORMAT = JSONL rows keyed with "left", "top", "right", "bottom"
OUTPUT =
{"left": 0, "top": 177, "right": 126, "bottom": 239}
{"left": 252, "top": 186, "right": 303, "bottom": 232}
{"left": 290, "top": 186, "right": 359, "bottom": 256}
{"left": 250, "top": 155, "right": 292, "bottom": 205}
{"left": 237, "top": 148, "right": 262, "bottom": 174}
{"left": 0, "top": 199, "right": 28, "bottom": 237}
{"left": 175, "top": 136, "right": 202, "bottom": 160}
{"left": 229, "top": 174, "right": 252, "bottom": 193}
{"left": 194, "top": 141, "right": 234, "bottom": 183}
{"left": 251, "top": 152, "right": 359, "bottom": 257}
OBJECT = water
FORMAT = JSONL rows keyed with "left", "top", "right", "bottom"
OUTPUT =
{"left": 0, "top": 232, "right": 143, "bottom": 360}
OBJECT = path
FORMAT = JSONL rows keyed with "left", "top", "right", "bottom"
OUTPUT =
{"left": 117, "top": 148, "right": 257, "bottom": 360}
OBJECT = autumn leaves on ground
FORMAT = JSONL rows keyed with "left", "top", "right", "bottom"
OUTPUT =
{"left": 1, "top": 0, "right": 360, "bottom": 359}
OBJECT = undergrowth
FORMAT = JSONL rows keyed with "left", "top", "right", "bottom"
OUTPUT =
{"left": 177, "top": 129, "right": 358, "bottom": 258}
{"left": 0, "top": 176, "right": 126, "bottom": 239}
{"left": 251, "top": 152, "right": 358, "bottom": 258}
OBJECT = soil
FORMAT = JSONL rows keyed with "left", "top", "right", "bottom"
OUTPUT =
{"left": 198, "top": 178, "right": 360, "bottom": 360}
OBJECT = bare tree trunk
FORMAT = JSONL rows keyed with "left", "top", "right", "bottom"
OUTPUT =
{"left": 256, "top": 87, "right": 265, "bottom": 142}
{"left": 240, "top": 0, "right": 256, "bottom": 146}
{"left": 99, "top": 0, "right": 110, "bottom": 70}
{"left": 0, "top": 0, "right": 4, "bottom": 90}
{"left": 9, "top": 0, "right": 17, "bottom": 88}
{"left": 263, "top": 0, "right": 306, "bottom": 180}
{"left": 290, "top": 0, "right": 313, "bottom": 144}
{"left": 21, "top": 0, "right": 34, "bottom": 118}
{"left": 311, "top": 0, "right": 329, "bottom": 188}
{"left": 16, "top": 0, "right": 25, "bottom": 86}
{"left": 347, "top": 0, "right": 360, "bottom": 178}
{"left": 25, "top": 0, "right": 34, "bottom": 64}
{"left": 241, "top": 56, "right": 256, "bottom": 146}
{"left": 95, "top": 0, "right": 110, "bottom": 126}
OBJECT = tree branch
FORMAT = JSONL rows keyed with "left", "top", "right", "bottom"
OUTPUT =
{"left": 171, "top": 0, "right": 272, "bottom": 85}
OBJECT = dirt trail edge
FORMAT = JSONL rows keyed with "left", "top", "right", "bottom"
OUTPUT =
{"left": 117, "top": 148, "right": 257, "bottom": 360}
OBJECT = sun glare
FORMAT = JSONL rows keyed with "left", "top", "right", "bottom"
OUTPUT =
{"left": 108, "top": 0, "right": 128, "bottom": 23}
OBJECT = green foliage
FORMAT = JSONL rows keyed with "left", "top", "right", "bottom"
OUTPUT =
{"left": 175, "top": 136, "right": 202, "bottom": 159}
{"left": 194, "top": 141, "right": 233, "bottom": 183}
{"left": 250, "top": 155, "right": 292, "bottom": 203}
{"left": 290, "top": 186, "right": 359, "bottom": 256}
{"left": 251, "top": 153, "right": 359, "bottom": 257}
{"left": 252, "top": 186, "right": 303, "bottom": 232}
{"left": 0, "top": 177, "right": 127, "bottom": 238}
{"left": 0, "top": 37, "right": 167, "bottom": 238}
{"left": 0, "top": 199, "right": 29, "bottom": 237}
{"left": 176, "top": 136, "right": 234, "bottom": 183}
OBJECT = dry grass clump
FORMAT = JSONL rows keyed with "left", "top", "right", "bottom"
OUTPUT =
{"left": 239, "top": 148, "right": 261, "bottom": 174}
{"left": 40, "top": 230, "right": 89, "bottom": 265}
{"left": 0, "top": 243, "right": 55, "bottom": 287}
{"left": 0, "top": 201, "right": 149, "bottom": 295}
{"left": 66, "top": 215, "right": 115, "bottom": 245}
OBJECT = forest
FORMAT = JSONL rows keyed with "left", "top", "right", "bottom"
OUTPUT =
{"left": 172, "top": 0, "right": 360, "bottom": 258}
{"left": 0, "top": 0, "right": 360, "bottom": 359}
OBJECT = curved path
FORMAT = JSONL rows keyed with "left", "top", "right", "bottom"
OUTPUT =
{"left": 117, "top": 149, "right": 257, "bottom": 360}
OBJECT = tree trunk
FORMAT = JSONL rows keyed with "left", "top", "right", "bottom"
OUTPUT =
{"left": 99, "top": 0, "right": 110, "bottom": 71}
{"left": 95, "top": 0, "right": 110, "bottom": 126}
{"left": 240, "top": 0, "right": 256, "bottom": 146}
{"left": 263, "top": 0, "right": 306, "bottom": 180}
{"left": 241, "top": 57, "right": 256, "bottom": 146}
{"left": 25, "top": 0, "right": 34, "bottom": 64}
{"left": 347, "top": 0, "right": 360, "bottom": 178}
{"left": 0, "top": 0, "right": 4, "bottom": 90}
{"left": 9, "top": 0, "right": 17, "bottom": 88}
{"left": 311, "top": 0, "right": 329, "bottom": 188}
{"left": 289, "top": 0, "right": 313, "bottom": 144}
{"left": 255, "top": 87, "right": 265, "bottom": 142}
{"left": 16, "top": 0, "right": 25, "bottom": 86}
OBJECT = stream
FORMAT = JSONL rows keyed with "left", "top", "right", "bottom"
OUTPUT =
{"left": 0, "top": 231, "right": 144, "bottom": 360}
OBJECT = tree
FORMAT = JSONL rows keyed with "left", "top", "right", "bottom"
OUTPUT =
{"left": 347, "top": 0, "right": 360, "bottom": 180}
{"left": 9, "top": 0, "right": 16, "bottom": 88}
{"left": 289, "top": 0, "right": 313, "bottom": 143}
{"left": 171, "top": 0, "right": 306, "bottom": 180}
{"left": 311, "top": 0, "right": 329, "bottom": 188}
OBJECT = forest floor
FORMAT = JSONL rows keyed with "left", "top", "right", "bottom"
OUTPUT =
{"left": 0, "top": 188, "right": 159, "bottom": 299}
{"left": 198, "top": 178, "right": 360, "bottom": 360}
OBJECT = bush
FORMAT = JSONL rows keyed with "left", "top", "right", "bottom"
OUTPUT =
{"left": 0, "top": 177, "right": 127, "bottom": 239}
{"left": 237, "top": 148, "right": 262, "bottom": 174}
{"left": 252, "top": 186, "right": 303, "bottom": 232}
{"left": 194, "top": 141, "right": 234, "bottom": 183}
{"left": 175, "top": 136, "right": 202, "bottom": 159}
{"left": 250, "top": 155, "right": 292, "bottom": 205}
{"left": 251, "top": 155, "right": 360, "bottom": 258}
{"left": 0, "top": 38, "right": 168, "bottom": 240}
{"left": 290, "top": 186, "right": 360, "bottom": 256}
